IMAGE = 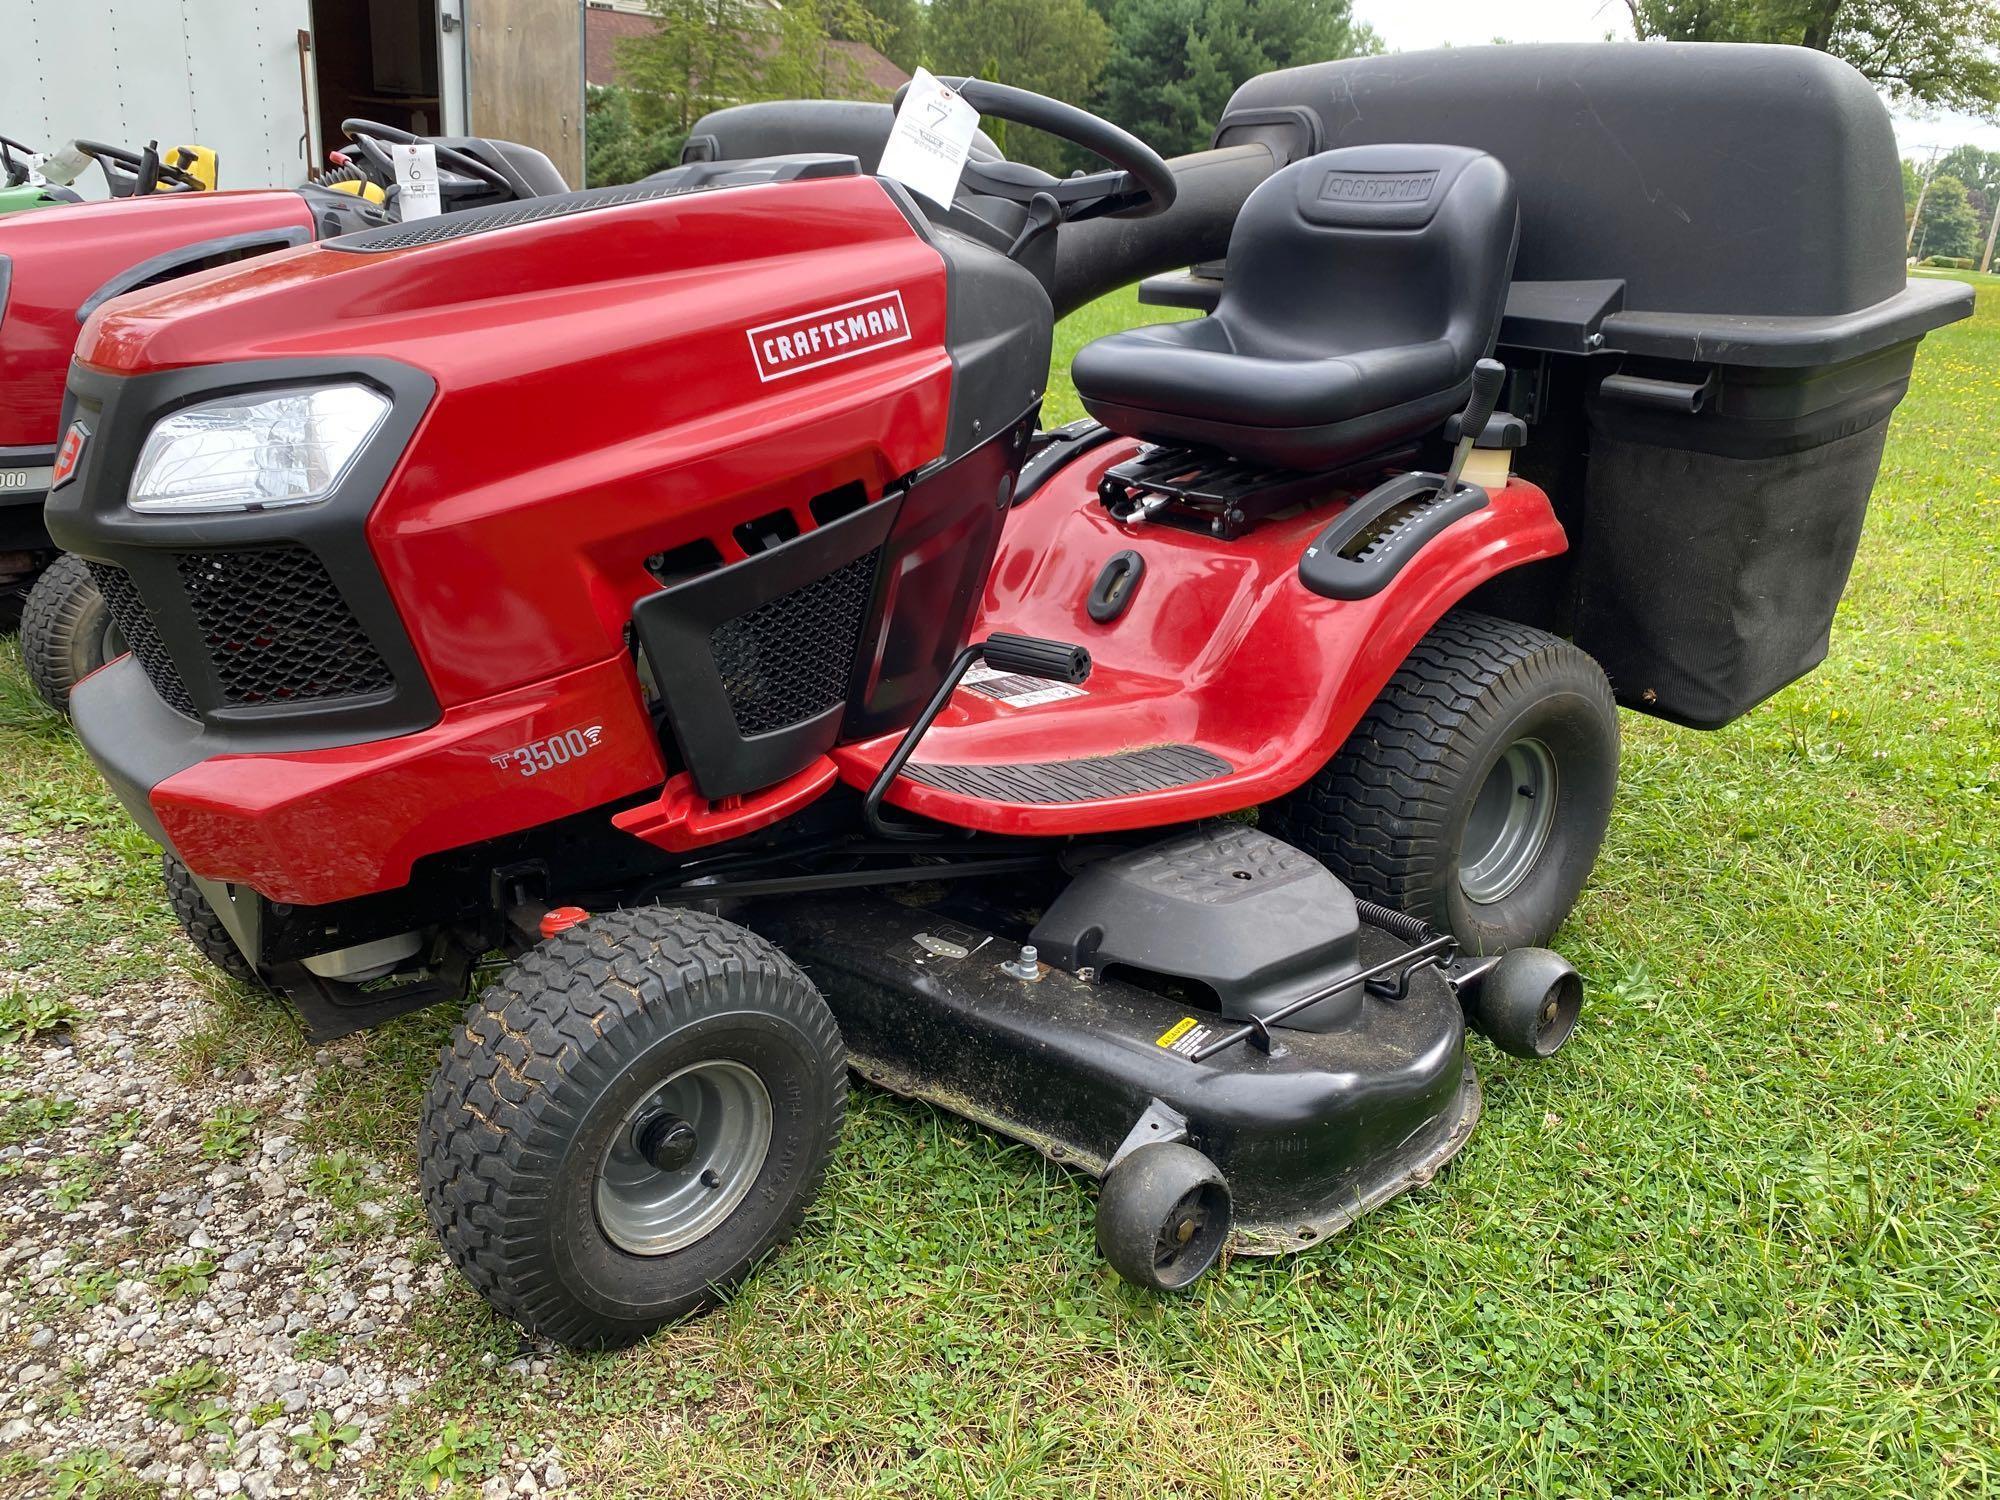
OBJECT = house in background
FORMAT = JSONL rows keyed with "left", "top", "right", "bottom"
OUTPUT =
{"left": 583, "top": 0, "right": 909, "bottom": 96}
{"left": 1, "top": 0, "right": 907, "bottom": 202}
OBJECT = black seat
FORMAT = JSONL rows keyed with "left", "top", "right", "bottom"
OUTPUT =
{"left": 1072, "top": 145, "right": 1518, "bottom": 472}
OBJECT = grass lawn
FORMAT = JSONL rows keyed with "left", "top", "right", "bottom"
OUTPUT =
{"left": 1, "top": 274, "right": 1996, "bottom": 1497}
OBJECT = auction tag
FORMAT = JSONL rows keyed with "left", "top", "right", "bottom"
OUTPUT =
{"left": 40, "top": 141, "right": 92, "bottom": 187}
{"left": 391, "top": 142, "right": 442, "bottom": 220}
{"left": 877, "top": 68, "right": 980, "bottom": 208}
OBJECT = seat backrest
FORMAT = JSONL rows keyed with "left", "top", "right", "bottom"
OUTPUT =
{"left": 1217, "top": 144, "right": 1516, "bottom": 366}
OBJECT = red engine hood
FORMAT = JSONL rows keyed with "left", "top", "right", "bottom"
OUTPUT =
{"left": 0, "top": 190, "right": 312, "bottom": 448}
{"left": 75, "top": 176, "right": 947, "bottom": 398}
{"left": 68, "top": 174, "right": 959, "bottom": 712}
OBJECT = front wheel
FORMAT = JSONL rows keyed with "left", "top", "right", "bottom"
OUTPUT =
{"left": 1262, "top": 611, "right": 1619, "bottom": 952}
{"left": 21, "top": 552, "right": 118, "bottom": 714}
{"left": 419, "top": 907, "right": 845, "bottom": 1349}
{"left": 163, "top": 854, "right": 263, "bottom": 987}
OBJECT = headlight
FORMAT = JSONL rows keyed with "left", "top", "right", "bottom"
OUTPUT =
{"left": 128, "top": 384, "right": 392, "bottom": 515}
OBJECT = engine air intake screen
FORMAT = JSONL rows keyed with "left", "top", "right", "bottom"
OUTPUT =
{"left": 85, "top": 561, "right": 197, "bottom": 718}
{"left": 176, "top": 547, "right": 393, "bottom": 706}
{"left": 710, "top": 548, "right": 880, "bottom": 736}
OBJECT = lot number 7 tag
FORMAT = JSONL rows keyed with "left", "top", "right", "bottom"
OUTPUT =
{"left": 878, "top": 68, "right": 980, "bottom": 208}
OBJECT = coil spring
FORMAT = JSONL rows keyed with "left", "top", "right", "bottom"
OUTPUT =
{"left": 1355, "top": 898, "right": 1436, "bottom": 947}
{"left": 307, "top": 161, "right": 368, "bottom": 188}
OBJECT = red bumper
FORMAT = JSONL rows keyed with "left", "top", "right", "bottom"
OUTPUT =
{"left": 149, "top": 654, "right": 664, "bottom": 906}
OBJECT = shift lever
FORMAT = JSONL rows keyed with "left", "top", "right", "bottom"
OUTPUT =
{"left": 1440, "top": 359, "right": 1506, "bottom": 496}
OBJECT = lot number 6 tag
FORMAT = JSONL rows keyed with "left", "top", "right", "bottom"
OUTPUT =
{"left": 392, "top": 142, "right": 443, "bottom": 221}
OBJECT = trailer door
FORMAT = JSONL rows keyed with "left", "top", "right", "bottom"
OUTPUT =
{"left": 0, "top": 0, "right": 318, "bottom": 193}
{"left": 465, "top": 0, "right": 584, "bottom": 189}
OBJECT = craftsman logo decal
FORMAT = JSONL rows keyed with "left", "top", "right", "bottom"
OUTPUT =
{"left": 748, "top": 291, "right": 911, "bottom": 381}
{"left": 50, "top": 423, "right": 88, "bottom": 490}
{"left": 1318, "top": 170, "right": 1438, "bottom": 204}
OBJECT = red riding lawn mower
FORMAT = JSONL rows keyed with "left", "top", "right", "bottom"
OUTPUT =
{"left": 1, "top": 120, "right": 567, "bottom": 649}
{"left": 49, "top": 45, "right": 1968, "bottom": 1347}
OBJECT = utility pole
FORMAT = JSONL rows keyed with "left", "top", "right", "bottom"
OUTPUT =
{"left": 1906, "top": 143, "right": 1942, "bottom": 258}
{"left": 1983, "top": 193, "right": 1999, "bottom": 274}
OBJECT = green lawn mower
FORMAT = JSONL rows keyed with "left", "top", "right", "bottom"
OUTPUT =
{"left": 0, "top": 135, "right": 82, "bottom": 215}
{"left": 1, "top": 133, "right": 214, "bottom": 214}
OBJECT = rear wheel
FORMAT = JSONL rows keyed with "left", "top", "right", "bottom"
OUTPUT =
{"left": 21, "top": 553, "right": 118, "bottom": 714}
{"left": 163, "top": 854, "right": 262, "bottom": 987}
{"left": 419, "top": 907, "right": 845, "bottom": 1349}
{"left": 1263, "top": 610, "right": 1618, "bottom": 952}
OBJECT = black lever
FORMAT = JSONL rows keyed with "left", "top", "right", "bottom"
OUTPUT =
{"left": 981, "top": 631, "right": 1091, "bottom": 685}
{"left": 1440, "top": 358, "right": 1506, "bottom": 496}
{"left": 864, "top": 634, "right": 1092, "bottom": 839}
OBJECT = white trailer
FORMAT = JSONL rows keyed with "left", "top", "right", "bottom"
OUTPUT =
{"left": 1, "top": 0, "right": 583, "bottom": 194}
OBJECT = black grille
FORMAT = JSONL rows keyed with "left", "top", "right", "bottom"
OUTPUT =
{"left": 709, "top": 549, "right": 879, "bottom": 735}
{"left": 176, "top": 548, "right": 393, "bottom": 707}
{"left": 86, "top": 562, "right": 197, "bottom": 718}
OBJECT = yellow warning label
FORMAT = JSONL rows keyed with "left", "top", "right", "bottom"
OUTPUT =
{"left": 1156, "top": 1016, "right": 1198, "bottom": 1048}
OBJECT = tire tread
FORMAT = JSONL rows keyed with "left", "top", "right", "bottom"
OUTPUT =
{"left": 1263, "top": 610, "right": 1617, "bottom": 938}
{"left": 162, "top": 854, "right": 262, "bottom": 986}
{"left": 21, "top": 553, "right": 105, "bottom": 713}
{"left": 417, "top": 907, "right": 844, "bottom": 1349}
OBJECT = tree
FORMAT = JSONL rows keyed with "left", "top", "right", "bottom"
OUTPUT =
{"left": 927, "top": 0, "right": 1115, "bottom": 170}
{"left": 838, "top": 0, "right": 927, "bottom": 72}
{"left": 1936, "top": 144, "right": 2000, "bottom": 201}
{"left": 1934, "top": 144, "right": 2000, "bottom": 254}
{"left": 1096, "top": 0, "right": 1379, "bottom": 158}
{"left": 616, "top": 0, "right": 764, "bottom": 135}
{"left": 584, "top": 85, "right": 687, "bottom": 186}
{"left": 1621, "top": 0, "right": 2000, "bottom": 118}
{"left": 1910, "top": 173, "right": 1981, "bottom": 257}
{"left": 765, "top": 0, "right": 894, "bottom": 99}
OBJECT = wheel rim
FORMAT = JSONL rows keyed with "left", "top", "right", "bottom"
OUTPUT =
{"left": 1153, "top": 1182, "right": 1226, "bottom": 1283}
{"left": 594, "top": 1059, "right": 772, "bottom": 1256}
{"left": 1459, "top": 737, "right": 1559, "bottom": 905}
{"left": 100, "top": 620, "right": 124, "bottom": 663}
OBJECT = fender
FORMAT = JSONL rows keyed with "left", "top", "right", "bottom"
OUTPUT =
{"left": 831, "top": 435, "right": 1568, "bottom": 835}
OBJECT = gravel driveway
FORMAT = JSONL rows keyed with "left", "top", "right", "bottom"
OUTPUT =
{"left": 0, "top": 831, "right": 567, "bottom": 1498}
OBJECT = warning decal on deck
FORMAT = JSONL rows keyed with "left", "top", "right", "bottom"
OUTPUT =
{"left": 961, "top": 662, "right": 1087, "bottom": 709}
{"left": 1155, "top": 1016, "right": 1213, "bottom": 1057}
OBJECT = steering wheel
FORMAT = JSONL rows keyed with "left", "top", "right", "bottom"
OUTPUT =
{"left": 1, "top": 135, "right": 35, "bottom": 188}
{"left": 891, "top": 77, "right": 1175, "bottom": 221}
{"left": 339, "top": 119, "right": 514, "bottom": 195}
{"left": 73, "top": 139, "right": 206, "bottom": 193}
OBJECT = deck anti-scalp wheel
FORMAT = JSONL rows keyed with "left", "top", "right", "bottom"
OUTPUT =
{"left": 163, "top": 853, "right": 263, "bottom": 988}
{"left": 1096, "top": 1142, "right": 1232, "bottom": 1292}
{"left": 1263, "top": 610, "right": 1619, "bottom": 953}
{"left": 21, "top": 552, "right": 118, "bottom": 715}
{"left": 1465, "top": 946, "right": 1583, "bottom": 1058}
{"left": 419, "top": 907, "right": 845, "bottom": 1349}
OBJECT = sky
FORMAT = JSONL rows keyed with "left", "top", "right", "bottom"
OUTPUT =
{"left": 1349, "top": 0, "right": 2000, "bottom": 157}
